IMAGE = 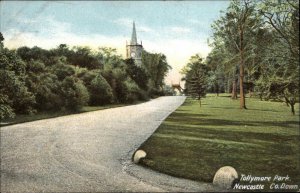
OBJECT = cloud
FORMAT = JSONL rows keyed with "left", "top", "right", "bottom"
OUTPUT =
{"left": 188, "top": 19, "right": 206, "bottom": 25}
{"left": 113, "top": 17, "right": 154, "bottom": 33}
{"left": 138, "top": 26, "right": 153, "bottom": 33}
{"left": 143, "top": 37, "right": 211, "bottom": 84}
{"left": 3, "top": 16, "right": 210, "bottom": 85}
{"left": 114, "top": 18, "right": 132, "bottom": 28}
{"left": 4, "top": 29, "right": 127, "bottom": 57}
{"left": 3, "top": 16, "right": 127, "bottom": 55}
{"left": 168, "top": 26, "right": 191, "bottom": 34}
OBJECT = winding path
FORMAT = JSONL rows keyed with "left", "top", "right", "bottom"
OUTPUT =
{"left": 1, "top": 96, "right": 218, "bottom": 192}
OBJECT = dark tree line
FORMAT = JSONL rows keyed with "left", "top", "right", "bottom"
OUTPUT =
{"left": 0, "top": 34, "right": 171, "bottom": 119}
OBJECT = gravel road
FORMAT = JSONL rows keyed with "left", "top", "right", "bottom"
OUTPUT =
{"left": 1, "top": 96, "right": 218, "bottom": 192}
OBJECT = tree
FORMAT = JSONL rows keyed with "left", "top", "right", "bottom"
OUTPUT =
{"left": 30, "top": 72, "right": 62, "bottom": 111}
{"left": 205, "top": 47, "right": 227, "bottom": 96}
{"left": 259, "top": 0, "right": 299, "bottom": 63}
{"left": 17, "top": 46, "right": 50, "bottom": 65}
{"left": 88, "top": 74, "right": 114, "bottom": 105}
{"left": 125, "top": 58, "right": 149, "bottom": 91}
{"left": 67, "top": 46, "right": 102, "bottom": 69}
{"left": 0, "top": 46, "right": 36, "bottom": 115}
{"left": 60, "top": 76, "right": 89, "bottom": 111}
{"left": 211, "top": 0, "right": 262, "bottom": 109}
{"left": 50, "top": 57, "right": 76, "bottom": 81}
{"left": 0, "top": 32, "right": 4, "bottom": 51}
{"left": 98, "top": 47, "right": 122, "bottom": 69}
{"left": 255, "top": 0, "right": 299, "bottom": 115}
{"left": 182, "top": 55, "right": 208, "bottom": 106}
{"left": 0, "top": 94, "right": 15, "bottom": 119}
{"left": 123, "top": 78, "right": 144, "bottom": 103}
{"left": 142, "top": 51, "right": 171, "bottom": 95}
{"left": 0, "top": 33, "right": 15, "bottom": 119}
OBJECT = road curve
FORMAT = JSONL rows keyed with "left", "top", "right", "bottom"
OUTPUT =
{"left": 1, "top": 96, "right": 218, "bottom": 192}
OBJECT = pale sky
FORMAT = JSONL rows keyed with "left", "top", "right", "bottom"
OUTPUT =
{"left": 0, "top": 1, "right": 229, "bottom": 84}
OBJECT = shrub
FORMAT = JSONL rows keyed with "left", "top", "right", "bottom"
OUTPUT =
{"left": 148, "top": 87, "right": 164, "bottom": 98}
{"left": 163, "top": 85, "right": 176, "bottom": 96}
{"left": 122, "top": 78, "right": 147, "bottom": 103}
{"left": 0, "top": 69, "right": 36, "bottom": 114}
{"left": 51, "top": 63, "right": 76, "bottom": 81}
{"left": 88, "top": 75, "right": 114, "bottom": 105}
{"left": 0, "top": 94, "right": 15, "bottom": 119}
{"left": 35, "top": 73, "right": 63, "bottom": 111}
{"left": 60, "top": 76, "right": 89, "bottom": 111}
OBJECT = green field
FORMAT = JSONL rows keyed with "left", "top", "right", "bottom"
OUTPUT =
{"left": 139, "top": 95, "right": 300, "bottom": 191}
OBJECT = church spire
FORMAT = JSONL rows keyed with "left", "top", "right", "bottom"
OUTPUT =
{"left": 130, "top": 21, "right": 137, "bottom": 45}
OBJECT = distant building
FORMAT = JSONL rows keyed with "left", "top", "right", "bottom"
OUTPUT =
{"left": 126, "top": 22, "right": 143, "bottom": 66}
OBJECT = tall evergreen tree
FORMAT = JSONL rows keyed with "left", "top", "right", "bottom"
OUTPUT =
{"left": 182, "top": 55, "right": 208, "bottom": 106}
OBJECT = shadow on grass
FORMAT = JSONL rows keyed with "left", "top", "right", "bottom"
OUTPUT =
{"left": 180, "top": 100, "right": 208, "bottom": 106}
{"left": 159, "top": 123, "right": 298, "bottom": 146}
{"left": 247, "top": 108, "right": 286, "bottom": 113}
{"left": 168, "top": 112, "right": 298, "bottom": 129}
{"left": 171, "top": 112, "right": 211, "bottom": 117}
{"left": 209, "top": 106, "right": 286, "bottom": 113}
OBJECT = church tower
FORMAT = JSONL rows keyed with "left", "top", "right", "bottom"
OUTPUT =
{"left": 126, "top": 22, "right": 143, "bottom": 66}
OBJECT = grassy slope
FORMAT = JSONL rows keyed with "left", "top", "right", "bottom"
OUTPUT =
{"left": 139, "top": 95, "right": 300, "bottom": 190}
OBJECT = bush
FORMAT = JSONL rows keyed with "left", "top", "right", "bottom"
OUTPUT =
{"left": 0, "top": 69, "right": 36, "bottom": 114}
{"left": 88, "top": 75, "right": 114, "bottom": 105}
{"left": 60, "top": 76, "right": 89, "bottom": 111}
{"left": 163, "top": 85, "right": 176, "bottom": 96}
{"left": 137, "top": 89, "right": 149, "bottom": 101}
{"left": 124, "top": 79, "right": 140, "bottom": 103}
{"left": 148, "top": 87, "right": 164, "bottom": 98}
{"left": 78, "top": 69, "right": 99, "bottom": 86}
{"left": 0, "top": 94, "right": 15, "bottom": 119}
{"left": 13, "top": 85, "right": 37, "bottom": 114}
{"left": 35, "top": 73, "right": 63, "bottom": 111}
{"left": 121, "top": 78, "right": 147, "bottom": 103}
{"left": 26, "top": 60, "right": 46, "bottom": 73}
{"left": 51, "top": 62, "right": 75, "bottom": 81}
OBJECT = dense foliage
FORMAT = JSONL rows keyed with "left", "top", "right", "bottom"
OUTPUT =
{"left": 0, "top": 35, "right": 171, "bottom": 119}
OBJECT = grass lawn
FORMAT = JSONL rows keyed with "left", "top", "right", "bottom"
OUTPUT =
{"left": 0, "top": 103, "right": 131, "bottom": 126}
{"left": 139, "top": 94, "right": 300, "bottom": 191}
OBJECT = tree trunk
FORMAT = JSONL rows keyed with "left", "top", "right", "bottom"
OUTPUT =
{"left": 239, "top": 25, "right": 246, "bottom": 109}
{"left": 216, "top": 82, "right": 219, "bottom": 97}
{"left": 227, "top": 79, "right": 231, "bottom": 93}
{"left": 284, "top": 96, "right": 290, "bottom": 107}
{"left": 231, "top": 80, "right": 237, "bottom": 99}
{"left": 197, "top": 95, "right": 202, "bottom": 107}
{"left": 259, "top": 91, "right": 263, "bottom": 101}
{"left": 290, "top": 97, "right": 295, "bottom": 115}
{"left": 291, "top": 104, "right": 295, "bottom": 115}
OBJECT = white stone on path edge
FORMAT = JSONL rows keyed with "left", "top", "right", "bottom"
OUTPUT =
{"left": 213, "top": 166, "right": 238, "bottom": 189}
{"left": 133, "top": 150, "right": 147, "bottom": 164}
